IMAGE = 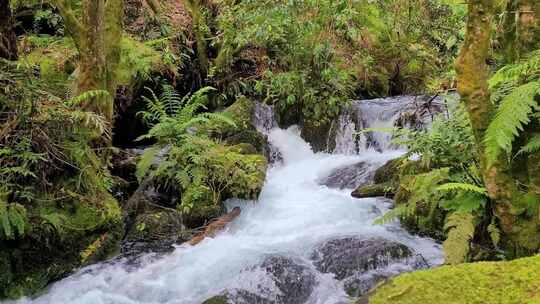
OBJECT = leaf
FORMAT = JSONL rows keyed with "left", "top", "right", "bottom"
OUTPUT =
{"left": 485, "top": 81, "right": 540, "bottom": 165}
{"left": 437, "top": 182, "right": 487, "bottom": 195}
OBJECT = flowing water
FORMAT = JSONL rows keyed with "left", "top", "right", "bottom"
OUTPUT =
{"left": 10, "top": 97, "right": 443, "bottom": 304}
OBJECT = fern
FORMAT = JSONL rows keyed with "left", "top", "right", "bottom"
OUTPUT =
{"left": 136, "top": 146, "right": 160, "bottom": 182}
{"left": 437, "top": 182, "right": 487, "bottom": 195}
{"left": 0, "top": 201, "right": 28, "bottom": 240}
{"left": 484, "top": 81, "right": 540, "bottom": 165}
{"left": 65, "top": 90, "right": 110, "bottom": 107}
{"left": 516, "top": 134, "right": 540, "bottom": 156}
{"left": 443, "top": 212, "right": 475, "bottom": 265}
{"left": 487, "top": 218, "right": 501, "bottom": 248}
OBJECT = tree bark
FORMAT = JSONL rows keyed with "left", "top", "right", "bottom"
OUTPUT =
{"left": 456, "top": 0, "right": 519, "bottom": 236}
{"left": 0, "top": 0, "right": 18, "bottom": 60}
{"left": 52, "top": 0, "right": 123, "bottom": 123}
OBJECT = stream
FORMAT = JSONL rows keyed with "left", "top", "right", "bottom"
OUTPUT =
{"left": 11, "top": 97, "right": 443, "bottom": 304}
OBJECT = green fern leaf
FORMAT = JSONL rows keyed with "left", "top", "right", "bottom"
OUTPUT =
{"left": 437, "top": 182, "right": 487, "bottom": 195}
{"left": 65, "top": 90, "right": 110, "bottom": 107}
{"left": 484, "top": 81, "right": 540, "bottom": 165}
{"left": 516, "top": 134, "right": 540, "bottom": 156}
{"left": 136, "top": 147, "right": 161, "bottom": 182}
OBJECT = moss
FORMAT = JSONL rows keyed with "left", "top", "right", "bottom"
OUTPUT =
{"left": 373, "top": 158, "right": 403, "bottom": 184}
{"left": 366, "top": 254, "right": 540, "bottom": 304}
{"left": 351, "top": 182, "right": 394, "bottom": 199}
{"left": 207, "top": 97, "right": 267, "bottom": 153}
{"left": 18, "top": 35, "right": 77, "bottom": 94}
{"left": 0, "top": 194, "right": 123, "bottom": 299}
{"left": 202, "top": 295, "right": 229, "bottom": 304}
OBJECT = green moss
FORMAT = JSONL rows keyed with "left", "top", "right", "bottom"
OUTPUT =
{"left": 351, "top": 182, "right": 394, "bottom": 199}
{"left": 367, "top": 255, "right": 540, "bottom": 304}
{"left": 0, "top": 195, "right": 123, "bottom": 299}
{"left": 202, "top": 295, "right": 229, "bottom": 304}
{"left": 19, "top": 35, "right": 77, "bottom": 94}
{"left": 206, "top": 97, "right": 267, "bottom": 153}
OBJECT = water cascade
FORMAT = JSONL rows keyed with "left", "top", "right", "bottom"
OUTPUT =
{"left": 10, "top": 98, "right": 443, "bottom": 304}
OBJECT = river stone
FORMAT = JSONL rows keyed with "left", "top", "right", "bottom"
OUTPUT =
{"left": 311, "top": 237, "right": 426, "bottom": 297}
{"left": 319, "top": 162, "right": 373, "bottom": 189}
{"left": 260, "top": 255, "right": 317, "bottom": 303}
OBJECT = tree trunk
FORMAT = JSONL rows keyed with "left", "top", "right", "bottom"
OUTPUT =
{"left": 0, "top": 0, "right": 18, "bottom": 60}
{"left": 456, "top": 0, "right": 519, "bottom": 237}
{"left": 53, "top": 0, "right": 123, "bottom": 123}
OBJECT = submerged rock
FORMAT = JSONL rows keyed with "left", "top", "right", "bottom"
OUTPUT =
{"left": 204, "top": 255, "right": 317, "bottom": 304}
{"left": 320, "top": 162, "right": 373, "bottom": 189}
{"left": 260, "top": 256, "right": 317, "bottom": 303}
{"left": 311, "top": 237, "right": 427, "bottom": 297}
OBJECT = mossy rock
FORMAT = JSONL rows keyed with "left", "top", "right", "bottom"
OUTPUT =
{"left": 300, "top": 120, "right": 335, "bottom": 153}
{"left": 373, "top": 158, "right": 403, "bottom": 184}
{"left": 352, "top": 182, "right": 394, "bottom": 199}
{"left": 202, "top": 295, "right": 229, "bottom": 304}
{"left": 206, "top": 97, "right": 267, "bottom": 153}
{"left": 0, "top": 195, "right": 123, "bottom": 299}
{"left": 364, "top": 254, "right": 540, "bottom": 304}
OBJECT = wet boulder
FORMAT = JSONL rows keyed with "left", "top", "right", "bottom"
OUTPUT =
{"left": 320, "top": 162, "right": 373, "bottom": 189}
{"left": 203, "top": 255, "right": 317, "bottom": 304}
{"left": 260, "top": 256, "right": 317, "bottom": 303}
{"left": 311, "top": 237, "right": 426, "bottom": 297}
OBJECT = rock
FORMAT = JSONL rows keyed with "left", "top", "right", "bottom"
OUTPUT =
{"left": 260, "top": 256, "right": 316, "bottom": 303}
{"left": 373, "top": 158, "right": 402, "bottom": 184}
{"left": 311, "top": 237, "right": 426, "bottom": 297}
{"left": 351, "top": 183, "right": 394, "bottom": 199}
{"left": 204, "top": 255, "right": 317, "bottom": 304}
{"left": 320, "top": 162, "right": 373, "bottom": 189}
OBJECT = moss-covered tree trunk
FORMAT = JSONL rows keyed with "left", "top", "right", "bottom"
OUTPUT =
{"left": 183, "top": 0, "right": 209, "bottom": 75}
{"left": 52, "top": 0, "right": 124, "bottom": 123}
{"left": 456, "top": 0, "right": 520, "bottom": 237}
{"left": 0, "top": 0, "right": 18, "bottom": 60}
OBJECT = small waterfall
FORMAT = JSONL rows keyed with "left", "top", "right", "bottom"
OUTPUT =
{"left": 253, "top": 102, "right": 278, "bottom": 134}
{"left": 333, "top": 95, "right": 446, "bottom": 154}
{"left": 333, "top": 109, "right": 358, "bottom": 155}
{"left": 252, "top": 101, "right": 283, "bottom": 163}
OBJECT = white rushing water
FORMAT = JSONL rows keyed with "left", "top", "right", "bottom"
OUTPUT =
{"left": 9, "top": 99, "right": 443, "bottom": 304}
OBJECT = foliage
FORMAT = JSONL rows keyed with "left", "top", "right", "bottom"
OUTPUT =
{"left": 393, "top": 98, "right": 476, "bottom": 169}
{"left": 212, "top": 0, "right": 464, "bottom": 124}
{"left": 485, "top": 50, "right": 540, "bottom": 165}
{"left": 136, "top": 84, "right": 265, "bottom": 213}
{"left": 0, "top": 201, "right": 28, "bottom": 240}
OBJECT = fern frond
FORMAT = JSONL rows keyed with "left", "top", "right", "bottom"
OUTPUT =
{"left": 487, "top": 218, "right": 501, "bottom": 248}
{"left": 437, "top": 182, "right": 487, "bottom": 195}
{"left": 516, "top": 134, "right": 540, "bottom": 156}
{"left": 484, "top": 81, "right": 540, "bottom": 165}
{"left": 65, "top": 90, "right": 110, "bottom": 107}
{"left": 443, "top": 212, "right": 475, "bottom": 265}
{"left": 136, "top": 147, "right": 160, "bottom": 182}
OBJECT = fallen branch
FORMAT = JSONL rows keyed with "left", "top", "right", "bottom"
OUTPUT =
{"left": 187, "top": 207, "right": 241, "bottom": 246}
